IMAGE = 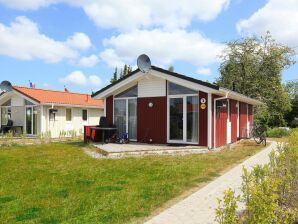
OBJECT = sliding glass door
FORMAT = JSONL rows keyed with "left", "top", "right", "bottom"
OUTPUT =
{"left": 114, "top": 98, "right": 137, "bottom": 140}
{"left": 187, "top": 96, "right": 198, "bottom": 142}
{"left": 169, "top": 98, "right": 184, "bottom": 141}
{"left": 168, "top": 95, "right": 198, "bottom": 143}
{"left": 26, "top": 106, "right": 37, "bottom": 135}
{"left": 128, "top": 99, "right": 137, "bottom": 140}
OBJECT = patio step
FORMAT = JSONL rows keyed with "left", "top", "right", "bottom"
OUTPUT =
{"left": 93, "top": 144, "right": 211, "bottom": 158}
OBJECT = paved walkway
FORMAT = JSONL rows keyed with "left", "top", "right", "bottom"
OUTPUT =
{"left": 145, "top": 141, "right": 277, "bottom": 224}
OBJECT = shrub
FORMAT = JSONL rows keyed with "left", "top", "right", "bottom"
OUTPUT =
{"left": 215, "top": 188, "right": 240, "bottom": 224}
{"left": 216, "top": 130, "right": 298, "bottom": 224}
{"left": 267, "top": 127, "right": 291, "bottom": 138}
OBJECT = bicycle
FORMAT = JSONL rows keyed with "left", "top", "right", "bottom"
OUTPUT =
{"left": 250, "top": 125, "right": 267, "bottom": 146}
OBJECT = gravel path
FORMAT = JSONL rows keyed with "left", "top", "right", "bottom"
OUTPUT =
{"left": 145, "top": 141, "right": 277, "bottom": 224}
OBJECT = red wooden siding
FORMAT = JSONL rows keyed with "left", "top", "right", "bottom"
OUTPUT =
{"left": 215, "top": 99, "right": 227, "bottom": 147}
{"left": 212, "top": 95, "right": 222, "bottom": 148}
{"left": 239, "top": 102, "right": 248, "bottom": 138}
{"left": 106, "top": 95, "right": 113, "bottom": 125}
{"left": 199, "top": 91, "right": 208, "bottom": 146}
{"left": 137, "top": 97, "right": 167, "bottom": 144}
{"left": 230, "top": 100, "right": 238, "bottom": 143}
{"left": 248, "top": 104, "right": 253, "bottom": 125}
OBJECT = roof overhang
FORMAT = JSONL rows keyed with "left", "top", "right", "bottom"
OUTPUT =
{"left": 92, "top": 66, "right": 262, "bottom": 106}
{"left": 218, "top": 88, "right": 263, "bottom": 106}
{"left": 93, "top": 67, "right": 219, "bottom": 99}
{"left": 0, "top": 89, "right": 39, "bottom": 105}
{"left": 41, "top": 103, "right": 103, "bottom": 109}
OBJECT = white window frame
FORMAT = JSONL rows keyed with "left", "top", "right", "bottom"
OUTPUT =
{"left": 113, "top": 96, "right": 137, "bottom": 141}
{"left": 167, "top": 94, "right": 199, "bottom": 144}
{"left": 25, "top": 105, "right": 37, "bottom": 136}
{"left": 65, "top": 108, "right": 72, "bottom": 123}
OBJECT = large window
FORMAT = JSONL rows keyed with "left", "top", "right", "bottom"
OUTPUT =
{"left": 114, "top": 99, "right": 127, "bottom": 137}
{"left": 187, "top": 96, "right": 198, "bottom": 142}
{"left": 114, "top": 85, "right": 137, "bottom": 140}
{"left": 82, "top": 109, "right": 88, "bottom": 121}
{"left": 26, "top": 106, "right": 37, "bottom": 135}
{"left": 1, "top": 107, "right": 11, "bottom": 125}
{"left": 168, "top": 82, "right": 198, "bottom": 143}
{"left": 66, "top": 108, "right": 72, "bottom": 122}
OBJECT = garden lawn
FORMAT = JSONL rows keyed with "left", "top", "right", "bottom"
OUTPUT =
{"left": 0, "top": 141, "right": 265, "bottom": 224}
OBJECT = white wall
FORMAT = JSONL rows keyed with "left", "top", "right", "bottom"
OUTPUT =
{"left": 43, "top": 106, "right": 103, "bottom": 138}
{"left": 138, "top": 75, "right": 166, "bottom": 97}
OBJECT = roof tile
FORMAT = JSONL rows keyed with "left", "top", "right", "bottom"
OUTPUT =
{"left": 13, "top": 86, "right": 103, "bottom": 107}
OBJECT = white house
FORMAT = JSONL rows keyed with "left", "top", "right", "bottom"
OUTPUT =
{"left": 0, "top": 86, "right": 104, "bottom": 138}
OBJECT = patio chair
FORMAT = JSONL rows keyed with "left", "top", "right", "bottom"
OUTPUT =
{"left": 96, "top": 116, "right": 117, "bottom": 142}
{"left": 98, "top": 116, "right": 109, "bottom": 127}
{"left": 0, "top": 119, "right": 13, "bottom": 134}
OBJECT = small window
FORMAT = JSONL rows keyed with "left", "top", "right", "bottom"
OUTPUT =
{"left": 115, "top": 85, "right": 138, "bottom": 98}
{"left": 66, "top": 108, "right": 72, "bottom": 121}
{"left": 49, "top": 109, "right": 57, "bottom": 121}
{"left": 82, "top": 109, "right": 88, "bottom": 121}
{"left": 168, "top": 82, "right": 197, "bottom": 95}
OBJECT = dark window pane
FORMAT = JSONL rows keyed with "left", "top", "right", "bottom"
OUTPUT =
{"left": 168, "top": 82, "right": 197, "bottom": 95}
{"left": 82, "top": 109, "right": 88, "bottom": 121}
{"left": 115, "top": 85, "right": 138, "bottom": 98}
{"left": 187, "top": 96, "right": 198, "bottom": 142}
{"left": 170, "top": 98, "right": 183, "bottom": 140}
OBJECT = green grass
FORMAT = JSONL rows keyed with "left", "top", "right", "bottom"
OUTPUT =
{"left": 0, "top": 141, "right": 265, "bottom": 224}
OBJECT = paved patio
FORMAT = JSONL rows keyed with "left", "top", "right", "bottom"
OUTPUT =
{"left": 93, "top": 143, "right": 210, "bottom": 157}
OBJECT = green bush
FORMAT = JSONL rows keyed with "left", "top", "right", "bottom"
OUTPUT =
{"left": 215, "top": 188, "right": 240, "bottom": 224}
{"left": 216, "top": 130, "right": 298, "bottom": 224}
{"left": 266, "top": 127, "right": 291, "bottom": 138}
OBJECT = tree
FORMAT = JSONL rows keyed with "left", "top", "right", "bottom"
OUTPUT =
{"left": 168, "top": 66, "right": 175, "bottom": 72}
{"left": 123, "top": 64, "right": 128, "bottom": 77}
{"left": 284, "top": 80, "right": 298, "bottom": 99}
{"left": 110, "top": 67, "right": 118, "bottom": 84}
{"left": 127, "top": 65, "right": 132, "bottom": 74}
{"left": 217, "top": 32, "right": 295, "bottom": 127}
{"left": 119, "top": 68, "right": 123, "bottom": 78}
{"left": 285, "top": 80, "right": 298, "bottom": 127}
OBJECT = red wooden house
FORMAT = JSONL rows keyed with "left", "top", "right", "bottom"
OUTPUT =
{"left": 91, "top": 66, "right": 261, "bottom": 148}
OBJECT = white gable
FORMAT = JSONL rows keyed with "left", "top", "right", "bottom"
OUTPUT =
{"left": 138, "top": 75, "right": 166, "bottom": 97}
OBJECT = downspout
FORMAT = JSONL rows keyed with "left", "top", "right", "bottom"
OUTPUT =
{"left": 213, "top": 91, "right": 230, "bottom": 148}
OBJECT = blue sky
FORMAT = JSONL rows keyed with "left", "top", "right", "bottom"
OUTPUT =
{"left": 0, "top": 0, "right": 297, "bottom": 94}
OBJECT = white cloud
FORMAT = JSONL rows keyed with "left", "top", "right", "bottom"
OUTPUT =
{"left": 59, "top": 71, "right": 102, "bottom": 87}
{"left": 100, "top": 29, "right": 224, "bottom": 67}
{"left": 78, "top": 54, "right": 99, "bottom": 67}
{"left": 197, "top": 67, "right": 211, "bottom": 75}
{"left": 0, "top": 16, "right": 92, "bottom": 63}
{"left": 237, "top": 0, "right": 298, "bottom": 47}
{"left": 0, "top": 0, "right": 56, "bottom": 10}
{"left": 88, "top": 75, "right": 102, "bottom": 86}
{"left": 66, "top": 32, "right": 92, "bottom": 50}
{"left": 0, "top": 0, "right": 230, "bottom": 30}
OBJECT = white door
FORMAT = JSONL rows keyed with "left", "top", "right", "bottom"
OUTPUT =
{"left": 227, "top": 100, "right": 231, "bottom": 144}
